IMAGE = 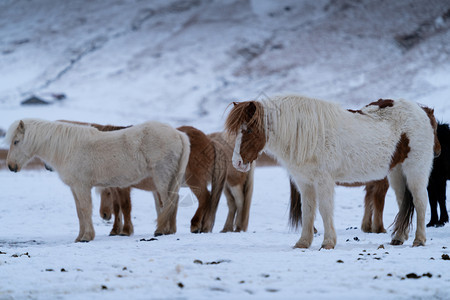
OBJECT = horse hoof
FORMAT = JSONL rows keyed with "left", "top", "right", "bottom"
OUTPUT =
{"left": 154, "top": 232, "right": 163, "bottom": 237}
{"left": 191, "top": 229, "right": 201, "bottom": 234}
{"left": 109, "top": 232, "right": 119, "bottom": 236}
{"left": 412, "top": 240, "right": 425, "bottom": 247}
{"left": 390, "top": 239, "right": 403, "bottom": 246}
{"left": 426, "top": 222, "right": 436, "bottom": 227}
{"left": 361, "top": 226, "right": 371, "bottom": 233}
{"left": 373, "top": 227, "right": 387, "bottom": 234}
{"left": 293, "top": 241, "right": 310, "bottom": 249}
{"left": 320, "top": 244, "right": 335, "bottom": 250}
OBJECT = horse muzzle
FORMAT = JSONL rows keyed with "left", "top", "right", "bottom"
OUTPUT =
{"left": 232, "top": 159, "right": 251, "bottom": 173}
{"left": 8, "top": 164, "right": 18, "bottom": 172}
{"left": 102, "top": 212, "right": 112, "bottom": 221}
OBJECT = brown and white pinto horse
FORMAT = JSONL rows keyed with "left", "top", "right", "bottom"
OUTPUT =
{"left": 99, "top": 127, "right": 255, "bottom": 235}
{"left": 226, "top": 95, "right": 435, "bottom": 249}
{"left": 289, "top": 106, "right": 440, "bottom": 234}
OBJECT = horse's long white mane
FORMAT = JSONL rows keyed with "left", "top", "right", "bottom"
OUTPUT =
{"left": 262, "top": 95, "right": 342, "bottom": 164}
{"left": 6, "top": 118, "right": 98, "bottom": 161}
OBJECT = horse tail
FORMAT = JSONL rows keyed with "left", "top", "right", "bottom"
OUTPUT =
{"left": 206, "top": 140, "right": 228, "bottom": 231}
{"left": 170, "top": 131, "right": 191, "bottom": 204}
{"left": 289, "top": 178, "right": 302, "bottom": 230}
{"left": 240, "top": 161, "right": 255, "bottom": 231}
{"left": 157, "top": 131, "right": 190, "bottom": 233}
{"left": 392, "top": 186, "right": 415, "bottom": 238}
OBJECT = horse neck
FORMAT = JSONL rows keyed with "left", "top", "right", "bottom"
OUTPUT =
{"left": 262, "top": 96, "right": 340, "bottom": 164}
{"left": 26, "top": 121, "right": 90, "bottom": 166}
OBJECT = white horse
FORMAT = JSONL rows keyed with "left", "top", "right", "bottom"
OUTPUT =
{"left": 226, "top": 95, "right": 435, "bottom": 249}
{"left": 5, "top": 119, "right": 190, "bottom": 242}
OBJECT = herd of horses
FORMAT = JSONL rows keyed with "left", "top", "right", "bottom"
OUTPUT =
{"left": 5, "top": 95, "right": 449, "bottom": 249}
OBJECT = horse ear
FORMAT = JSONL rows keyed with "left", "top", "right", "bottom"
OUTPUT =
{"left": 18, "top": 120, "right": 25, "bottom": 134}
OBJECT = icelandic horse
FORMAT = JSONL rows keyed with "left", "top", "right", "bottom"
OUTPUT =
{"left": 226, "top": 95, "right": 435, "bottom": 249}
{"left": 99, "top": 127, "right": 255, "bottom": 235}
{"left": 5, "top": 119, "right": 190, "bottom": 241}
{"left": 289, "top": 106, "right": 440, "bottom": 234}
{"left": 426, "top": 122, "right": 450, "bottom": 227}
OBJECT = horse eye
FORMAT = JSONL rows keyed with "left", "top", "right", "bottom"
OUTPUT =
{"left": 246, "top": 128, "right": 252, "bottom": 134}
{"left": 13, "top": 140, "right": 19, "bottom": 145}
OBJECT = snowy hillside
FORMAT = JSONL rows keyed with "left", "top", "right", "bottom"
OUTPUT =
{"left": 1, "top": 0, "right": 450, "bottom": 131}
{"left": 1, "top": 1, "right": 450, "bottom": 299}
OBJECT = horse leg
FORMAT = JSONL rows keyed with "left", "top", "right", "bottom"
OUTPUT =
{"left": 372, "top": 178, "right": 388, "bottom": 233}
{"left": 438, "top": 186, "right": 449, "bottom": 226}
{"left": 294, "top": 182, "right": 317, "bottom": 249}
{"left": 427, "top": 179, "right": 439, "bottom": 227}
{"left": 110, "top": 191, "right": 123, "bottom": 236}
{"left": 155, "top": 190, "right": 179, "bottom": 236}
{"left": 221, "top": 185, "right": 237, "bottom": 233}
{"left": 240, "top": 166, "right": 254, "bottom": 232}
{"left": 228, "top": 184, "right": 245, "bottom": 232}
{"left": 188, "top": 181, "right": 211, "bottom": 233}
{"left": 361, "top": 184, "right": 374, "bottom": 233}
{"left": 153, "top": 192, "right": 162, "bottom": 217}
{"left": 316, "top": 178, "right": 336, "bottom": 249}
{"left": 407, "top": 177, "right": 428, "bottom": 247}
{"left": 119, "top": 188, "right": 134, "bottom": 236}
{"left": 70, "top": 187, "right": 95, "bottom": 242}
{"left": 435, "top": 180, "right": 448, "bottom": 226}
{"left": 388, "top": 168, "right": 408, "bottom": 245}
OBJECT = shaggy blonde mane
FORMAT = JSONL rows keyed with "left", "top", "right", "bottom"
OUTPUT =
{"left": 262, "top": 95, "right": 341, "bottom": 164}
{"left": 6, "top": 119, "right": 99, "bottom": 162}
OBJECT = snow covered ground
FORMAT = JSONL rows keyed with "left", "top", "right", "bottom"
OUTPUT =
{"left": 1, "top": 167, "right": 450, "bottom": 300}
{"left": 1, "top": 0, "right": 450, "bottom": 299}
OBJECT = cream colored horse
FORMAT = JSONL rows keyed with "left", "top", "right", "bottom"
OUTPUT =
{"left": 6, "top": 119, "right": 190, "bottom": 242}
{"left": 99, "top": 129, "right": 255, "bottom": 235}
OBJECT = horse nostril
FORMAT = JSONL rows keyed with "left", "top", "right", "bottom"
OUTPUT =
{"left": 8, "top": 164, "right": 17, "bottom": 172}
{"left": 103, "top": 213, "right": 111, "bottom": 220}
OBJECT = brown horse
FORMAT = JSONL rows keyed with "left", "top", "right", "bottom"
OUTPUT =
{"left": 99, "top": 127, "right": 255, "bottom": 235}
{"left": 209, "top": 132, "right": 255, "bottom": 232}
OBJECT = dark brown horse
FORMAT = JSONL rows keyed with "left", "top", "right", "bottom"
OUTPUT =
{"left": 427, "top": 122, "right": 450, "bottom": 227}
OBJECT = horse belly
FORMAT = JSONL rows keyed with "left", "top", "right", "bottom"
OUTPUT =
{"left": 333, "top": 162, "right": 389, "bottom": 184}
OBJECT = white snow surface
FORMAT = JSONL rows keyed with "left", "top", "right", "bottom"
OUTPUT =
{"left": 1, "top": 0, "right": 450, "bottom": 299}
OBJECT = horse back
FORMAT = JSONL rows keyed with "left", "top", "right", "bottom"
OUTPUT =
{"left": 177, "top": 126, "right": 215, "bottom": 184}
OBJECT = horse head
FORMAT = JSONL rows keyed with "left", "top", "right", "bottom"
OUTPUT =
{"left": 99, "top": 188, "right": 114, "bottom": 220}
{"left": 225, "top": 101, "right": 266, "bottom": 172}
{"left": 6, "top": 120, "right": 31, "bottom": 172}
